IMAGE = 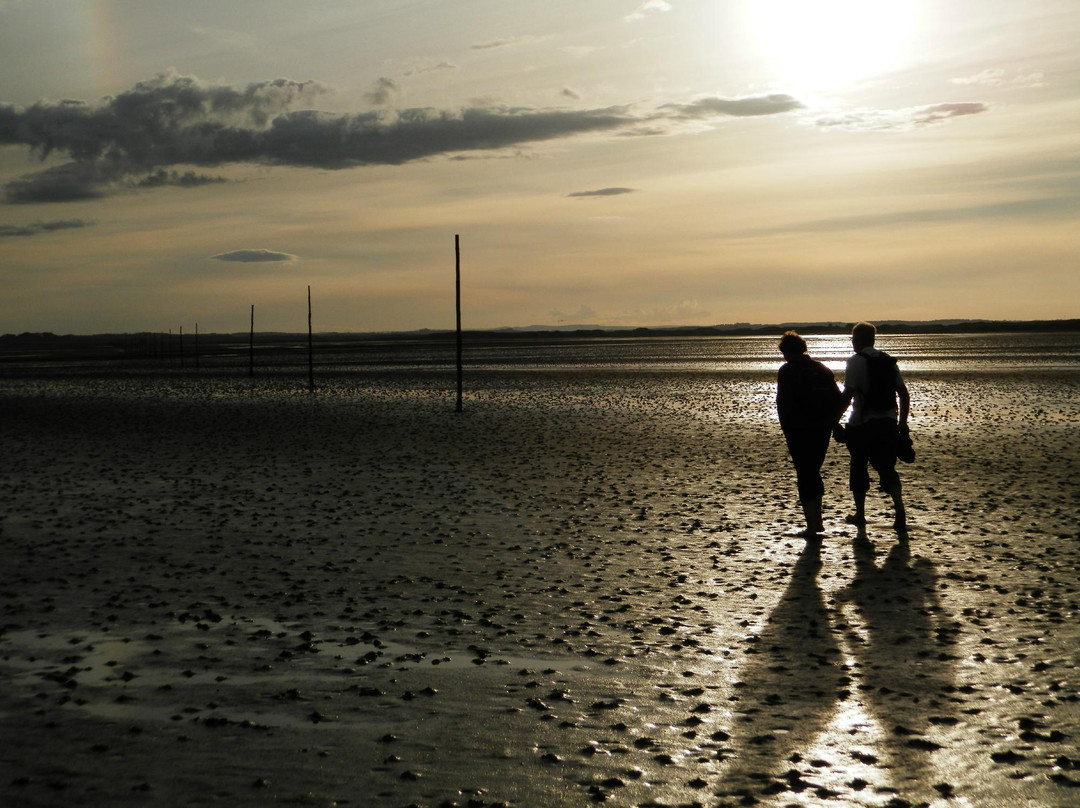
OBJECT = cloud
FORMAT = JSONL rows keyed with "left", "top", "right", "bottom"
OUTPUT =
{"left": 134, "top": 169, "right": 228, "bottom": 188}
{"left": 561, "top": 87, "right": 582, "bottom": 100}
{"left": 616, "top": 299, "right": 709, "bottom": 324}
{"left": 365, "top": 77, "right": 400, "bottom": 106}
{"left": 404, "top": 61, "right": 456, "bottom": 76}
{"left": 626, "top": 1, "right": 673, "bottom": 22}
{"left": 729, "top": 196, "right": 1080, "bottom": 239}
{"left": 470, "top": 36, "right": 532, "bottom": 50}
{"left": 549, "top": 304, "right": 600, "bottom": 323}
{"left": 660, "top": 94, "right": 804, "bottom": 119}
{"left": 951, "top": 68, "right": 1045, "bottom": 88}
{"left": 568, "top": 187, "right": 635, "bottom": 198}
{"left": 559, "top": 46, "right": 604, "bottom": 58}
{"left": 1, "top": 73, "right": 806, "bottom": 204}
{"left": 4, "top": 162, "right": 111, "bottom": 203}
{"left": 0, "top": 72, "right": 327, "bottom": 161}
{"left": 211, "top": 249, "right": 296, "bottom": 263}
{"left": 1, "top": 74, "right": 640, "bottom": 202}
{"left": 2, "top": 71, "right": 327, "bottom": 202}
{"left": 0, "top": 218, "right": 93, "bottom": 237}
{"left": 812, "top": 102, "right": 989, "bottom": 131}
{"left": 950, "top": 68, "right": 1006, "bottom": 87}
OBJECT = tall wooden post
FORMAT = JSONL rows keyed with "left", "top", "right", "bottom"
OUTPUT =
{"left": 307, "top": 285, "right": 315, "bottom": 392}
{"left": 179, "top": 325, "right": 184, "bottom": 368}
{"left": 249, "top": 305, "right": 255, "bottom": 377}
{"left": 455, "top": 234, "right": 463, "bottom": 413}
{"left": 195, "top": 323, "right": 200, "bottom": 371}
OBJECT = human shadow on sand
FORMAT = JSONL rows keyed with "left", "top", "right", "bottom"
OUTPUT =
{"left": 836, "top": 531, "right": 959, "bottom": 794}
{"left": 714, "top": 542, "right": 846, "bottom": 801}
{"left": 714, "top": 534, "right": 958, "bottom": 804}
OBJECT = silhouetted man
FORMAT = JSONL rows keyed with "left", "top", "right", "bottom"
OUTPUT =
{"left": 838, "top": 322, "right": 910, "bottom": 531}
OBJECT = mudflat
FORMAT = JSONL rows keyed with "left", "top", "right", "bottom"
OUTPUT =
{"left": 1, "top": 364, "right": 1078, "bottom": 807}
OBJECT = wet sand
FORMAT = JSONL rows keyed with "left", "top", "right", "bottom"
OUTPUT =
{"left": 1, "top": 366, "right": 1078, "bottom": 807}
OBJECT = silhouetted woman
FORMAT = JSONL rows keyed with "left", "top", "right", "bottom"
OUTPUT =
{"left": 777, "top": 331, "right": 841, "bottom": 537}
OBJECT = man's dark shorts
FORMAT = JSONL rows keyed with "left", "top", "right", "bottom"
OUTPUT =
{"left": 846, "top": 418, "right": 900, "bottom": 494}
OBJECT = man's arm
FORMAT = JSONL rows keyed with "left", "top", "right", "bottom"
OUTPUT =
{"left": 897, "top": 383, "right": 910, "bottom": 427}
{"left": 837, "top": 388, "right": 853, "bottom": 424}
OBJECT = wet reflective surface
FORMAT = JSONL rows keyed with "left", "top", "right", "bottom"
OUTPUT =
{"left": 1, "top": 333, "right": 1077, "bottom": 806}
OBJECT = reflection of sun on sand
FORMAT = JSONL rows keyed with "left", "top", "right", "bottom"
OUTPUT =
{"left": 1, "top": 359, "right": 1078, "bottom": 807}
{"left": 713, "top": 546, "right": 847, "bottom": 800}
{"left": 833, "top": 538, "right": 959, "bottom": 791}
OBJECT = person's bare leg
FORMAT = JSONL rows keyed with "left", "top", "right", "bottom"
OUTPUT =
{"left": 846, "top": 492, "right": 866, "bottom": 525}
{"left": 801, "top": 497, "right": 824, "bottom": 536}
{"left": 887, "top": 483, "right": 906, "bottom": 529}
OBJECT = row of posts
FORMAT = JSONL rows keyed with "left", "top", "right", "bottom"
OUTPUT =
{"left": 143, "top": 238, "right": 466, "bottom": 406}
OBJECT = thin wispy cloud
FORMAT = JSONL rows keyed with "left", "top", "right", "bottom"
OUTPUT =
{"left": 0, "top": 218, "right": 93, "bottom": 237}
{"left": 549, "top": 304, "right": 600, "bottom": 323}
{"left": 812, "top": 102, "right": 989, "bottom": 132}
{"left": 559, "top": 45, "right": 604, "bottom": 58}
{"left": 951, "top": 69, "right": 1045, "bottom": 88}
{"left": 470, "top": 36, "right": 533, "bottom": 50}
{"left": 404, "top": 61, "right": 456, "bottom": 76}
{"left": 211, "top": 249, "right": 296, "bottom": 263}
{"left": 618, "top": 299, "right": 709, "bottom": 324}
{"left": 626, "top": 1, "right": 673, "bottom": 22}
{"left": 731, "top": 196, "right": 1079, "bottom": 239}
{"left": 568, "top": 187, "right": 635, "bottom": 198}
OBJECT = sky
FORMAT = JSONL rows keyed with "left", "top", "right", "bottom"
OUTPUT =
{"left": 1, "top": 0, "right": 1078, "bottom": 334}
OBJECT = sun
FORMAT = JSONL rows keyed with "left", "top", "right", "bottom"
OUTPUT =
{"left": 746, "top": 0, "right": 920, "bottom": 92}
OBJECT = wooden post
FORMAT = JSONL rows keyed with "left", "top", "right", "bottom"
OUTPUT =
{"left": 179, "top": 325, "right": 184, "bottom": 368}
{"left": 249, "top": 305, "right": 255, "bottom": 377}
{"left": 195, "top": 323, "right": 200, "bottom": 371}
{"left": 455, "top": 234, "right": 463, "bottom": 413}
{"left": 307, "top": 285, "right": 315, "bottom": 392}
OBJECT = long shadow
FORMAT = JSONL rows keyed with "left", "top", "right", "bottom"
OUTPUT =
{"left": 838, "top": 532, "right": 958, "bottom": 792}
{"left": 714, "top": 542, "right": 846, "bottom": 800}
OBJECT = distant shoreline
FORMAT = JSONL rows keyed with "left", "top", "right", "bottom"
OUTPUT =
{"left": 4, "top": 317, "right": 1079, "bottom": 348}
{"left": 2, "top": 318, "right": 1078, "bottom": 365}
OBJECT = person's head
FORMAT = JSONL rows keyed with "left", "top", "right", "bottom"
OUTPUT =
{"left": 852, "top": 321, "right": 876, "bottom": 351}
{"left": 778, "top": 330, "right": 807, "bottom": 360}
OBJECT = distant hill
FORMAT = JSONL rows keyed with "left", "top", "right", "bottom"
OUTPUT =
{"left": 2, "top": 318, "right": 1078, "bottom": 350}
{"left": 438, "top": 318, "right": 1080, "bottom": 339}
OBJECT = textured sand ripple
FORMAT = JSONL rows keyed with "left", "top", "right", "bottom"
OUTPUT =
{"left": 1, "top": 363, "right": 1078, "bottom": 807}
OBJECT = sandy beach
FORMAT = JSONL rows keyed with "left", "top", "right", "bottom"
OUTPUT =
{"left": 1, "top": 359, "right": 1078, "bottom": 807}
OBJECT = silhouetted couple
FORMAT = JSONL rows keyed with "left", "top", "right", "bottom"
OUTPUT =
{"left": 776, "top": 322, "right": 910, "bottom": 538}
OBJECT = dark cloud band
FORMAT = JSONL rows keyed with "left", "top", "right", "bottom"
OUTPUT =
{"left": 1, "top": 73, "right": 816, "bottom": 204}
